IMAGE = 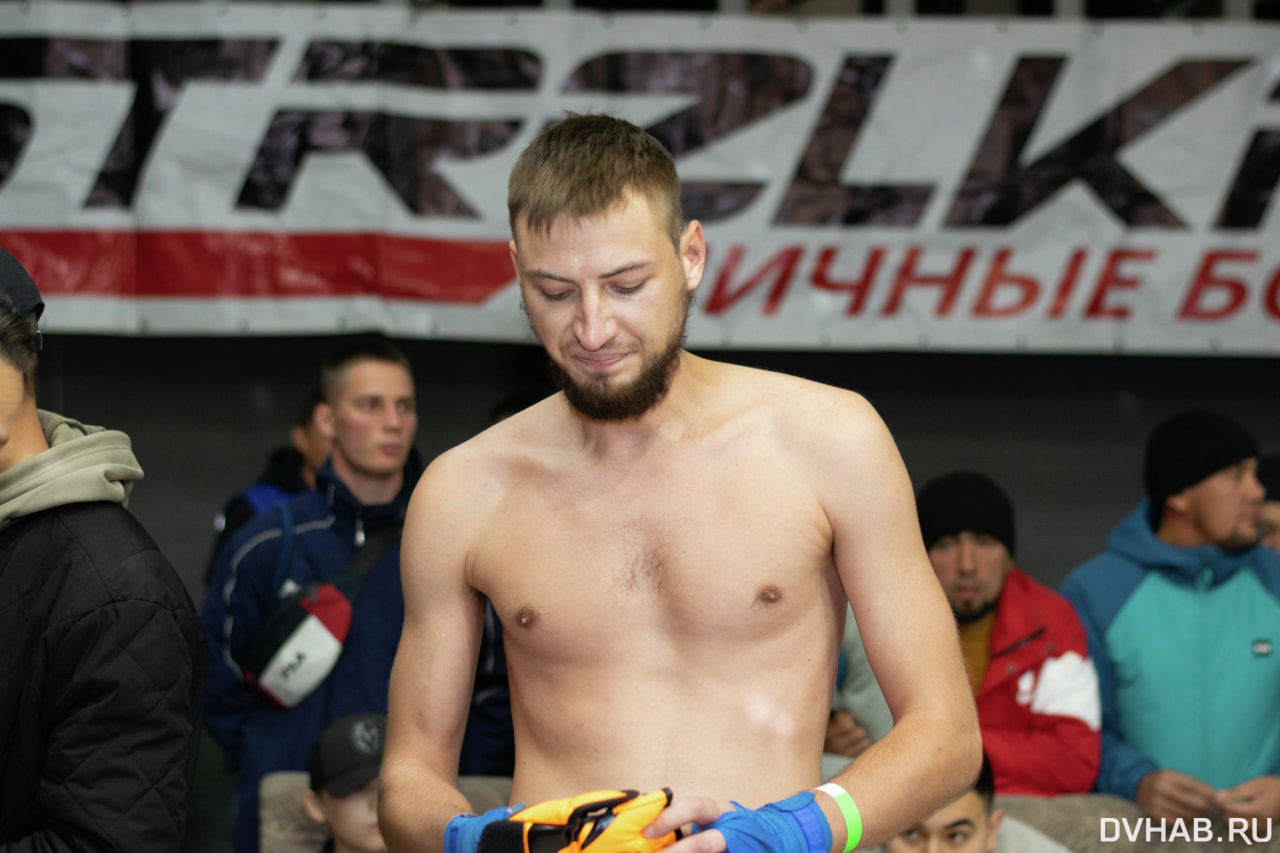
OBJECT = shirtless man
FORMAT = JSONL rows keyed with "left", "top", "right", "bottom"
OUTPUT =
{"left": 379, "top": 113, "right": 980, "bottom": 853}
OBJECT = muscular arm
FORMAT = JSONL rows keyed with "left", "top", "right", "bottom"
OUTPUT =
{"left": 379, "top": 453, "right": 492, "bottom": 853}
{"left": 817, "top": 393, "right": 981, "bottom": 848}
{"left": 649, "top": 392, "right": 980, "bottom": 853}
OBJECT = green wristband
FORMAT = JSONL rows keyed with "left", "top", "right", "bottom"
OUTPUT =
{"left": 814, "top": 782, "right": 862, "bottom": 853}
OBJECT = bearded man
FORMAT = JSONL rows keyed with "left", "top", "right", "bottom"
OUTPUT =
{"left": 379, "top": 113, "right": 981, "bottom": 853}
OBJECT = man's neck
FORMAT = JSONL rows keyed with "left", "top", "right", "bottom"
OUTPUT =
{"left": 569, "top": 352, "right": 703, "bottom": 457}
{"left": 1155, "top": 516, "right": 1211, "bottom": 549}
{"left": 331, "top": 458, "right": 403, "bottom": 507}
{"left": 0, "top": 398, "right": 50, "bottom": 475}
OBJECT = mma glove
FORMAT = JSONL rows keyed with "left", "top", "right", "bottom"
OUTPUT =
{"left": 452, "top": 789, "right": 677, "bottom": 853}
{"left": 703, "top": 793, "right": 833, "bottom": 853}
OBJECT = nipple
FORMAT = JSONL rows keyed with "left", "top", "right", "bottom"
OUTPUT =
{"left": 515, "top": 606, "right": 539, "bottom": 629}
{"left": 756, "top": 584, "right": 783, "bottom": 606}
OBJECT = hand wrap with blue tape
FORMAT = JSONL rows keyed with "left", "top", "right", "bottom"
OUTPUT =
{"left": 704, "top": 792, "right": 832, "bottom": 853}
{"left": 446, "top": 803, "right": 525, "bottom": 853}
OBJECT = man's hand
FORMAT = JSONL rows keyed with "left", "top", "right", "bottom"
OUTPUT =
{"left": 824, "top": 711, "right": 871, "bottom": 759}
{"left": 1135, "top": 769, "right": 1216, "bottom": 820}
{"left": 1217, "top": 776, "right": 1280, "bottom": 821}
{"left": 446, "top": 803, "right": 525, "bottom": 853}
{"left": 645, "top": 794, "right": 832, "bottom": 853}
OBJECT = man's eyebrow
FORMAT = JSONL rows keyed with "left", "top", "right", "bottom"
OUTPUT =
{"left": 522, "top": 261, "right": 651, "bottom": 283}
{"left": 600, "top": 261, "right": 650, "bottom": 279}
{"left": 944, "top": 818, "right": 976, "bottom": 831}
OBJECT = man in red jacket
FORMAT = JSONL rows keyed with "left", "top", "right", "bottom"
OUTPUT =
{"left": 917, "top": 471, "right": 1100, "bottom": 796}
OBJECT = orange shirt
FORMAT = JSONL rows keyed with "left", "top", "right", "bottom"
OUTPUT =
{"left": 958, "top": 611, "right": 995, "bottom": 697}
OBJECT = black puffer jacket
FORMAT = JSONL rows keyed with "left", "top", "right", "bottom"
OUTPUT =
{"left": 0, "top": 413, "right": 204, "bottom": 852}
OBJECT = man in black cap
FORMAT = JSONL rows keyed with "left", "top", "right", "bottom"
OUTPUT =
{"left": 915, "top": 471, "right": 1100, "bottom": 797}
{"left": 305, "top": 714, "right": 389, "bottom": 853}
{"left": 1061, "top": 409, "right": 1279, "bottom": 824}
{"left": 0, "top": 248, "right": 205, "bottom": 847}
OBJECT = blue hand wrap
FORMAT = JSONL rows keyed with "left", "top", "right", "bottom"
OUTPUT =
{"left": 705, "top": 792, "right": 833, "bottom": 853}
{"left": 445, "top": 803, "right": 524, "bottom": 853}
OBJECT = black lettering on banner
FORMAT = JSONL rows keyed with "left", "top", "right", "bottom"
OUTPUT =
{"left": 90, "top": 41, "right": 278, "bottom": 207}
{"left": 236, "top": 112, "right": 521, "bottom": 215}
{"left": 1214, "top": 76, "right": 1280, "bottom": 229}
{"left": 0, "top": 39, "right": 280, "bottom": 207}
{"left": 0, "top": 38, "right": 129, "bottom": 196}
{"left": 0, "top": 103, "right": 32, "bottom": 192}
{"left": 775, "top": 56, "right": 932, "bottom": 226}
{"left": 947, "top": 57, "right": 1251, "bottom": 228}
{"left": 295, "top": 41, "right": 541, "bottom": 89}
{"left": 565, "top": 52, "right": 811, "bottom": 222}
{"left": 238, "top": 44, "right": 538, "bottom": 215}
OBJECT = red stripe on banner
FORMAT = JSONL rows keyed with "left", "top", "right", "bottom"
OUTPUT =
{"left": 0, "top": 231, "right": 515, "bottom": 304}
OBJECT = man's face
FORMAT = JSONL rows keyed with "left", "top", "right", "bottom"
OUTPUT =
{"left": 1169, "top": 458, "right": 1265, "bottom": 550}
{"left": 318, "top": 360, "right": 417, "bottom": 484}
{"left": 292, "top": 406, "right": 333, "bottom": 485}
{"left": 1260, "top": 501, "right": 1280, "bottom": 553}
{"left": 0, "top": 360, "right": 27, "bottom": 474}
{"left": 308, "top": 780, "right": 386, "bottom": 853}
{"left": 511, "top": 190, "right": 704, "bottom": 422}
{"left": 927, "top": 531, "right": 1013, "bottom": 624}
{"left": 885, "top": 791, "right": 1001, "bottom": 853}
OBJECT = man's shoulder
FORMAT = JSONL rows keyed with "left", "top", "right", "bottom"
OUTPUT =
{"left": 221, "top": 489, "right": 330, "bottom": 565}
{"left": 1005, "top": 568, "right": 1080, "bottom": 615}
{"left": 1061, "top": 550, "right": 1143, "bottom": 595}
{"left": 10, "top": 503, "right": 195, "bottom": 617}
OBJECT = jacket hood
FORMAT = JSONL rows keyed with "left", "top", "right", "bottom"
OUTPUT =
{"left": 1106, "top": 500, "right": 1262, "bottom": 586}
{"left": 0, "top": 410, "right": 143, "bottom": 530}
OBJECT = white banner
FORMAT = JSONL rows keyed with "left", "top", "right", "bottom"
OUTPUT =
{"left": 0, "top": 4, "right": 1278, "bottom": 354}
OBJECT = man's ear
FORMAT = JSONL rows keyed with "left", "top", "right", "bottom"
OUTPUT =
{"left": 304, "top": 789, "right": 328, "bottom": 826}
{"left": 290, "top": 423, "right": 309, "bottom": 456}
{"left": 680, "top": 220, "right": 706, "bottom": 293}
{"left": 314, "top": 403, "right": 335, "bottom": 441}
{"left": 1166, "top": 491, "right": 1190, "bottom": 515}
{"left": 984, "top": 808, "right": 1004, "bottom": 853}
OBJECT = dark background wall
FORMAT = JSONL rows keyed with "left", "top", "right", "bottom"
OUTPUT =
{"left": 37, "top": 333, "right": 1280, "bottom": 609}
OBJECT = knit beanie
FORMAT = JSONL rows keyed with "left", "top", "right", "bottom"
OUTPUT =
{"left": 916, "top": 471, "right": 1015, "bottom": 556}
{"left": 1143, "top": 409, "right": 1259, "bottom": 506}
{"left": 1259, "top": 455, "right": 1280, "bottom": 502}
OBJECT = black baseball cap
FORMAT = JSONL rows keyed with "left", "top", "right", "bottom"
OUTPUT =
{"left": 0, "top": 248, "right": 45, "bottom": 321}
{"left": 308, "top": 713, "right": 386, "bottom": 798}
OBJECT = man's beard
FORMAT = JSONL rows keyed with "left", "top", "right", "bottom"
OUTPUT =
{"left": 952, "top": 599, "right": 997, "bottom": 625}
{"left": 544, "top": 288, "right": 691, "bottom": 422}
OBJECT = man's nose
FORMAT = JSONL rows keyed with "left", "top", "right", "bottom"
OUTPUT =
{"left": 956, "top": 538, "right": 977, "bottom": 572}
{"left": 574, "top": 291, "right": 617, "bottom": 351}
{"left": 1246, "top": 469, "right": 1266, "bottom": 503}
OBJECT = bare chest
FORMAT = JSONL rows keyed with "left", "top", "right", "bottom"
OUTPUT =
{"left": 471, "top": 444, "right": 834, "bottom": 646}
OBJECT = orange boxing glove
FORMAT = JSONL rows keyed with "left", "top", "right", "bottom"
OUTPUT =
{"left": 477, "top": 788, "right": 677, "bottom": 853}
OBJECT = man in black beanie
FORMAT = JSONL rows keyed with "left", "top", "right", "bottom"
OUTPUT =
{"left": 1061, "top": 409, "right": 1279, "bottom": 826}
{"left": 915, "top": 471, "right": 1100, "bottom": 798}
{"left": 1258, "top": 454, "right": 1279, "bottom": 553}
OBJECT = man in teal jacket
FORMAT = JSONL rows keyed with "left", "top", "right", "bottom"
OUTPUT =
{"left": 1061, "top": 409, "right": 1280, "bottom": 824}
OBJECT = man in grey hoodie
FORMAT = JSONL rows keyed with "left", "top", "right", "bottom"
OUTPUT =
{"left": 0, "top": 247, "right": 205, "bottom": 851}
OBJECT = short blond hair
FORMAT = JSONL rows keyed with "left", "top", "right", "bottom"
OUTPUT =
{"left": 508, "top": 112, "right": 683, "bottom": 248}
